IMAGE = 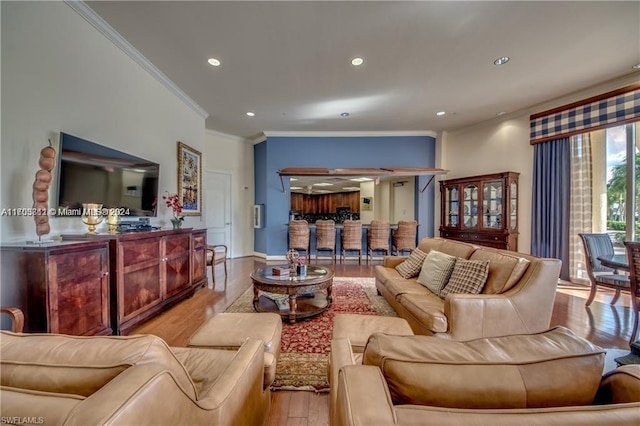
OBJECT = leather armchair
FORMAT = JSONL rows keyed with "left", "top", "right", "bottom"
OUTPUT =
{"left": 1, "top": 331, "right": 271, "bottom": 426}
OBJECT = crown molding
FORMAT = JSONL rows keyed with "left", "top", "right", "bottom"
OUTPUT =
{"left": 205, "top": 128, "right": 248, "bottom": 143}
{"left": 262, "top": 130, "right": 437, "bottom": 138}
{"left": 65, "top": 1, "right": 209, "bottom": 120}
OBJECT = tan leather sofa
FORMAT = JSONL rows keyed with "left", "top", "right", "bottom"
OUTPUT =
{"left": 0, "top": 331, "right": 271, "bottom": 426}
{"left": 330, "top": 327, "right": 640, "bottom": 425}
{"left": 375, "top": 237, "right": 562, "bottom": 340}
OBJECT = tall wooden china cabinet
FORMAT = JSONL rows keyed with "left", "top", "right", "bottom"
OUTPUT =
{"left": 439, "top": 172, "right": 519, "bottom": 251}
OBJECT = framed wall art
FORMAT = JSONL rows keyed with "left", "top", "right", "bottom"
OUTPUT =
{"left": 177, "top": 141, "right": 202, "bottom": 216}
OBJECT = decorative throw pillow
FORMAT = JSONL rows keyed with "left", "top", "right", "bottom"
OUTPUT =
{"left": 440, "top": 258, "right": 490, "bottom": 298}
{"left": 416, "top": 250, "right": 457, "bottom": 296}
{"left": 395, "top": 247, "right": 428, "bottom": 279}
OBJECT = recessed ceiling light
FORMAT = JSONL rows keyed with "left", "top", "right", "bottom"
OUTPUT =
{"left": 340, "top": 112, "right": 350, "bottom": 117}
{"left": 633, "top": 63, "right": 640, "bottom": 69}
{"left": 290, "top": 186, "right": 302, "bottom": 190}
{"left": 313, "top": 183, "right": 334, "bottom": 187}
{"left": 351, "top": 57, "right": 364, "bottom": 66}
{"left": 342, "top": 187, "right": 361, "bottom": 191}
{"left": 207, "top": 58, "right": 221, "bottom": 67}
{"left": 246, "top": 112, "right": 255, "bottom": 117}
{"left": 496, "top": 111, "right": 507, "bottom": 116}
{"left": 436, "top": 111, "right": 446, "bottom": 116}
{"left": 350, "top": 177, "right": 373, "bottom": 182}
{"left": 494, "top": 56, "right": 510, "bottom": 66}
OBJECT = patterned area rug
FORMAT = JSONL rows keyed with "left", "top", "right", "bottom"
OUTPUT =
{"left": 225, "top": 276, "right": 397, "bottom": 391}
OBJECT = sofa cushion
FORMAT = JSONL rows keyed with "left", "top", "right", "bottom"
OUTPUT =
{"left": 397, "top": 293, "right": 448, "bottom": 333}
{"left": 395, "top": 247, "right": 427, "bottom": 278}
{"left": 0, "top": 332, "right": 197, "bottom": 400}
{"left": 469, "top": 249, "right": 531, "bottom": 294}
{"left": 416, "top": 250, "right": 457, "bottom": 296}
{"left": 362, "top": 326, "right": 605, "bottom": 409}
{"left": 417, "top": 238, "right": 476, "bottom": 259}
{"left": 440, "top": 258, "right": 489, "bottom": 297}
{"left": 384, "top": 277, "right": 431, "bottom": 299}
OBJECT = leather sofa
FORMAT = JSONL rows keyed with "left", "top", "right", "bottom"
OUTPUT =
{"left": 375, "top": 237, "right": 562, "bottom": 340}
{"left": 330, "top": 327, "right": 640, "bottom": 425}
{"left": 0, "top": 331, "right": 271, "bottom": 426}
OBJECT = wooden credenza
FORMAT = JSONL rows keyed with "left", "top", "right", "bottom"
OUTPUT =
{"left": 1, "top": 240, "right": 112, "bottom": 335}
{"left": 63, "top": 228, "right": 207, "bottom": 335}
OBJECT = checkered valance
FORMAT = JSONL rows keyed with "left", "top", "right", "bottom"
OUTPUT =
{"left": 530, "top": 85, "right": 640, "bottom": 144}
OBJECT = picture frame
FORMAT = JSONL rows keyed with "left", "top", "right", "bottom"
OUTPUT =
{"left": 361, "top": 196, "right": 373, "bottom": 211}
{"left": 177, "top": 141, "right": 202, "bottom": 216}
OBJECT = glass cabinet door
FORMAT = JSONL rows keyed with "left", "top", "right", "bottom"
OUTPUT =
{"left": 462, "top": 184, "right": 478, "bottom": 228}
{"left": 445, "top": 186, "right": 459, "bottom": 227}
{"left": 482, "top": 181, "right": 503, "bottom": 229}
{"left": 510, "top": 181, "right": 518, "bottom": 230}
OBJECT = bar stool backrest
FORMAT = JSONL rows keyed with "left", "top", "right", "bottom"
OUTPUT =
{"left": 316, "top": 219, "right": 336, "bottom": 250}
{"left": 342, "top": 220, "right": 362, "bottom": 250}
{"left": 368, "top": 220, "right": 390, "bottom": 251}
{"left": 289, "top": 219, "right": 310, "bottom": 252}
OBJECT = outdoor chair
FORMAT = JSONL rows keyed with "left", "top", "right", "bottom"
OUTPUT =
{"left": 579, "top": 233, "right": 630, "bottom": 306}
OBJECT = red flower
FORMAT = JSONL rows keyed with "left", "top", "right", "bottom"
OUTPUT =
{"left": 162, "top": 191, "right": 183, "bottom": 219}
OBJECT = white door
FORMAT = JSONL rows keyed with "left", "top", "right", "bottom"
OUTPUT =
{"left": 204, "top": 171, "right": 232, "bottom": 254}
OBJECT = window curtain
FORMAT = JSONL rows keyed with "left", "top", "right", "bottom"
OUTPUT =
{"left": 531, "top": 138, "right": 571, "bottom": 280}
{"left": 568, "top": 134, "right": 593, "bottom": 282}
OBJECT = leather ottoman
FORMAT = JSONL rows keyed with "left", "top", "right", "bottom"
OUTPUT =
{"left": 187, "top": 313, "right": 282, "bottom": 387}
{"left": 332, "top": 313, "right": 414, "bottom": 353}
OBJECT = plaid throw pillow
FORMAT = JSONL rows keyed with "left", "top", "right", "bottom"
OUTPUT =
{"left": 440, "top": 258, "right": 490, "bottom": 298}
{"left": 416, "top": 250, "right": 457, "bottom": 296}
{"left": 395, "top": 247, "right": 427, "bottom": 279}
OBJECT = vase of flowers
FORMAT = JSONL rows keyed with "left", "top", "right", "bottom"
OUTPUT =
{"left": 163, "top": 191, "right": 184, "bottom": 229}
{"left": 296, "top": 256, "right": 307, "bottom": 278}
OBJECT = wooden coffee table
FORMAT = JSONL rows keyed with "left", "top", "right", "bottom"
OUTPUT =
{"left": 250, "top": 265, "right": 334, "bottom": 323}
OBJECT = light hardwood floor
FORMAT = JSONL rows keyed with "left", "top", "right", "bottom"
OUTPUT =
{"left": 131, "top": 256, "right": 635, "bottom": 426}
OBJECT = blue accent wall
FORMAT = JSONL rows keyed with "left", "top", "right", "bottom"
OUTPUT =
{"left": 254, "top": 135, "right": 436, "bottom": 255}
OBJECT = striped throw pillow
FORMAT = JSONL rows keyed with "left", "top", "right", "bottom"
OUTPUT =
{"left": 416, "top": 250, "right": 457, "bottom": 296}
{"left": 395, "top": 248, "right": 427, "bottom": 278}
{"left": 440, "top": 258, "right": 490, "bottom": 298}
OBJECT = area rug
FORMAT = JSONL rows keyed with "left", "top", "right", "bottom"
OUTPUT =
{"left": 225, "top": 277, "right": 397, "bottom": 391}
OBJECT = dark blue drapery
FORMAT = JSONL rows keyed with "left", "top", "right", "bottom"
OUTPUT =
{"left": 531, "top": 138, "right": 571, "bottom": 280}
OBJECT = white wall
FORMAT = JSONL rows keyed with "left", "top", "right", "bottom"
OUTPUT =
{"left": 438, "top": 72, "right": 640, "bottom": 254}
{"left": 203, "top": 130, "right": 254, "bottom": 257}
{"left": 1, "top": 2, "right": 206, "bottom": 242}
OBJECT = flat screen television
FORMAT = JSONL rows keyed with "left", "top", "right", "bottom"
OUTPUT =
{"left": 55, "top": 132, "right": 159, "bottom": 217}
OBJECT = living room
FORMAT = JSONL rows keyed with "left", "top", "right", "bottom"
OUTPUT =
{"left": 1, "top": 1, "right": 639, "bottom": 425}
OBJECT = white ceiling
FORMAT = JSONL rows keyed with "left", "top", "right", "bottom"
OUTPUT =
{"left": 86, "top": 1, "right": 640, "bottom": 140}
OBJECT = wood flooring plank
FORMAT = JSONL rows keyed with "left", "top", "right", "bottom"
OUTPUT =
{"left": 288, "top": 391, "right": 310, "bottom": 418}
{"left": 308, "top": 393, "right": 329, "bottom": 426}
{"left": 267, "top": 391, "right": 292, "bottom": 426}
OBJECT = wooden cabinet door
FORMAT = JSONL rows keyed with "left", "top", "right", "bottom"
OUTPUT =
{"left": 118, "top": 237, "right": 162, "bottom": 323}
{"left": 163, "top": 233, "right": 191, "bottom": 298}
{"left": 47, "top": 247, "right": 110, "bottom": 335}
{"left": 191, "top": 231, "right": 207, "bottom": 286}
